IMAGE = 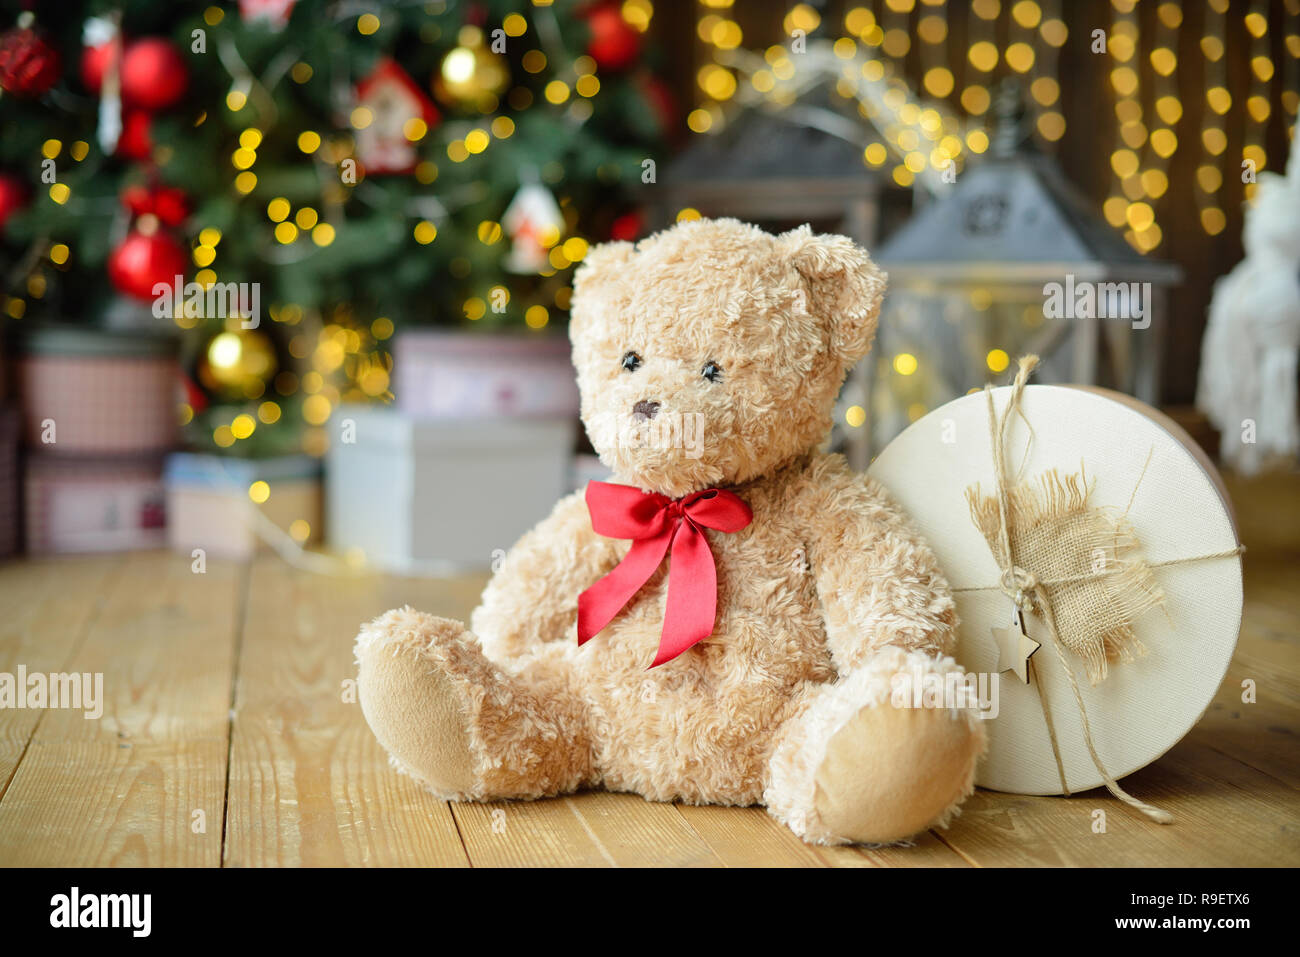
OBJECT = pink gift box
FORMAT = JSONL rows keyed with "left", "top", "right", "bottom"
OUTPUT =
{"left": 14, "top": 326, "right": 180, "bottom": 455}
{"left": 393, "top": 330, "right": 579, "bottom": 420}
{"left": 24, "top": 453, "right": 167, "bottom": 555}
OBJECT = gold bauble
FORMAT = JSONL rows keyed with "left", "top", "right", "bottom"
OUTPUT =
{"left": 201, "top": 328, "right": 278, "bottom": 398}
{"left": 435, "top": 26, "right": 509, "bottom": 111}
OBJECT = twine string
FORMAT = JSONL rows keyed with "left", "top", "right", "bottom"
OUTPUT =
{"left": 981, "top": 354, "right": 1177, "bottom": 824}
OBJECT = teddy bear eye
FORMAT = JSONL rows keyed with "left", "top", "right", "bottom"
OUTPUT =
{"left": 621, "top": 351, "right": 642, "bottom": 372}
{"left": 701, "top": 360, "right": 723, "bottom": 383}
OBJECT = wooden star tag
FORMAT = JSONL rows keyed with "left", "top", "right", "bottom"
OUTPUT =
{"left": 992, "top": 607, "right": 1042, "bottom": 684}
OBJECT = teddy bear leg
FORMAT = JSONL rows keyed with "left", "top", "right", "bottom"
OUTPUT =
{"left": 355, "top": 606, "right": 594, "bottom": 801}
{"left": 764, "top": 648, "right": 986, "bottom": 846}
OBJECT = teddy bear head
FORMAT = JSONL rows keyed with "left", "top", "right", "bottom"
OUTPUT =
{"left": 569, "top": 217, "right": 886, "bottom": 498}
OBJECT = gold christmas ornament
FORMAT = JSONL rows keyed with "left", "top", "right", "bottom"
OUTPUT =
{"left": 435, "top": 26, "right": 509, "bottom": 112}
{"left": 200, "top": 328, "right": 278, "bottom": 397}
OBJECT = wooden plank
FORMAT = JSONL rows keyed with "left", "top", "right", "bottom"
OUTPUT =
{"left": 0, "top": 551, "right": 241, "bottom": 867}
{"left": 939, "top": 727, "right": 1298, "bottom": 868}
{"left": 850, "top": 830, "right": 974, "bottom": 867}
{"left": 0, "top": 557, "right": 121, "bottom": 795}
{"left": 560, "top": 792, "right": 723, "bottom": 866}
{"left": 674, "top": 804, "right": 828, "bottom": 867}
{"left": 223, "top": 556, "right": 479, "bottom": 867}
{"left": 1195, "top": 661, "right": 1299, "bottom": 790}
{"left": 455, "top": 792, "right": 723, "bottom": 867}
{"left": 454, "top": 798, "right": 617, "bottom": 867}
{"left": 673, "top": 803, "right": 969, "bottom": 867}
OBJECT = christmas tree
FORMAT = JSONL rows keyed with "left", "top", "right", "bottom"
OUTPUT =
{"left": 0, "top": 0, "right": 665, "bottom": 455}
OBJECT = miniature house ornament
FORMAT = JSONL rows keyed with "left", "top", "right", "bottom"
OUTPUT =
{"left": 353, "top": 58, "right": 440, "bottom": 176}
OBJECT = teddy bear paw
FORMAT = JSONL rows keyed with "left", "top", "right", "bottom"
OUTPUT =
{"left": 354, "top": 607, "right": 481, "bottom": 800}
{"left": 810, "top": 695, "right": 984, "bottom": 845}
{"left": 766, "top": 650, "right": 986, "bottom": 846}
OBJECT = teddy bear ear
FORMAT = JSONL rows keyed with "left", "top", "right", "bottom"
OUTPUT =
{"left": 779, "top": 225, "right": 887, "bottom": 368}
{"left": 569, "top": 240, "right": 635, "bottom": 340}
{"left": 572, "top": 240, "right": 635, "bottom": 297}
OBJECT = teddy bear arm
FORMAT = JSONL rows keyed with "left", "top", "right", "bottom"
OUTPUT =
{"left": 471, "top": 489, "right": 618, "bottom": 663}
{"left": 803, "top": 469, "right": 957, "bottom": 673}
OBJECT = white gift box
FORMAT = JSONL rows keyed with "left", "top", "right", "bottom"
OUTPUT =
{"left": 325, "top": 404, "right": 575, "bottom": 572}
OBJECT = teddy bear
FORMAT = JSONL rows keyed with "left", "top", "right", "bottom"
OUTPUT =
{"left": 355, "top": 217, "right": 985, "bottom": 845}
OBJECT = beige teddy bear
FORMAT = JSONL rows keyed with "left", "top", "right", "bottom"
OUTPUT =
{"left": 355, "top": 217, "right": 985, "bottom": 845}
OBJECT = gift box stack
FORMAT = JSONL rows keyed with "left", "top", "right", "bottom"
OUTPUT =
{"left": 327, "top": 330, "right": 578, "bottom": 572}
{"left": 12, "top": 326, "right": 178, "bottom": 554}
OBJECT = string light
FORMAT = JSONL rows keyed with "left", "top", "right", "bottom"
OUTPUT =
{"left": 1197, "top": 0, "right": 1229, "bottom": 235}
{"left": 1242, "top": 0, "right": 1271, "bottom": 203}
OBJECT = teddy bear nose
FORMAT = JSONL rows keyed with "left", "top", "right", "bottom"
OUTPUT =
{"left": 632, "top": 400, "right": 661, "bottom": 421}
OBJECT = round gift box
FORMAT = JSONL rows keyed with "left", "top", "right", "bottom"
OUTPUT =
{"left": 14, "top": 325, "right": 180, "bottom": 455}
{"left": 867, "top": 383, "right": 1243, "bottom": 795}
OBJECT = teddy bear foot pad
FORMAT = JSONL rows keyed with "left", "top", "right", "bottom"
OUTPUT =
{"left": 355, "top": 607, "right": 594, "bottom": 801}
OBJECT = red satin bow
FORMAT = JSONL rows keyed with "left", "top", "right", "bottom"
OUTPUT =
{"left": 577, "top": 481, "right": 753, "bottom": 667}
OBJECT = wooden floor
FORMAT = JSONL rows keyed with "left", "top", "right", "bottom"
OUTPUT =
{"left": 0, "top": 471, "right": 1296, "bottom": 867}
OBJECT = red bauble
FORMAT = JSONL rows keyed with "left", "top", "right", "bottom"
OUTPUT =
{"left": 0, "top": 24, "right": 61, "bottom": 96}
{"left": 637, "top": 73, "right": 677, "bottom": 140}
{"left": 584, "top": 3, "right": 640, "bottom": 71}
{"left": 150, "top": 186, "right": 190, "bottom": 227}
{"left": 610, "top": 210, "right": 644, "bottom": 242}
{"left": 0, "top": 173, "right": 28, "bottom": 233}
{"left": 120, "top": 183, "right": 189, "bottom": 226}
{"left": 80, "top": 39, "right": 120, "bottom": 94}
{"left": 117, "top": 110, "right": 153, "bottom": 160}
{"left": 120, "top": 38, "right": 187, "bottom": 110}
{"left": 107, "top": 222, "right": 188, "bottom": 301}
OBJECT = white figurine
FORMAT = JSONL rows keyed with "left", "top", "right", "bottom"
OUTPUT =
{"left": 1197, "top": 146, "right": 1300, "bottom": 474}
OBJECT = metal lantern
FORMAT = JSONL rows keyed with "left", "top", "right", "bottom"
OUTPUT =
{"left": 657, "top": 92, "right": 884, "bottom": 244}
{"left": 864, "top": 82, "right": 1182, "bottom": 461}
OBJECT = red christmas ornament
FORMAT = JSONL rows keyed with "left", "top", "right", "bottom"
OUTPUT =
{"left": 638, "top": 73, "right": 677, "bottom": 141}
{"left": 80, "top": 37, "right": 120, "bottom": 94}
{"left": 117, "top": 110, "right": 153, "bottom": 160}
{"left": 120, "top": 183, "right": 189, "bottom": 226}
{"left": 181, "top": 370, "right": 209, "bottom": 416}
{"left": 108, "top": 217, "right": 188, "bottom": 302}
{"left": 150, "top": 186, "right": 190, "bottom": 227}
{"left": 240, "top": 0, "right": 298, "bottom": 30}
{"left": 583, "top": 3, "right": 640, "bottom": 72}
{"left": 0, "top": 173, "right": 28, "bottom": 234}
{"left": 120, "top": 38, "right": 187, "bottom": 110}
{"left": 0, "top": 19, "right": 61, "bottom": 97}
{"left": 609, "top": 210, "right": 644, "bottom": 242}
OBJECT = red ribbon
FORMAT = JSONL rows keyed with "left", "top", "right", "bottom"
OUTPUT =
{"left": 577, "top": 481, "right": 753, "bottom": 667}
